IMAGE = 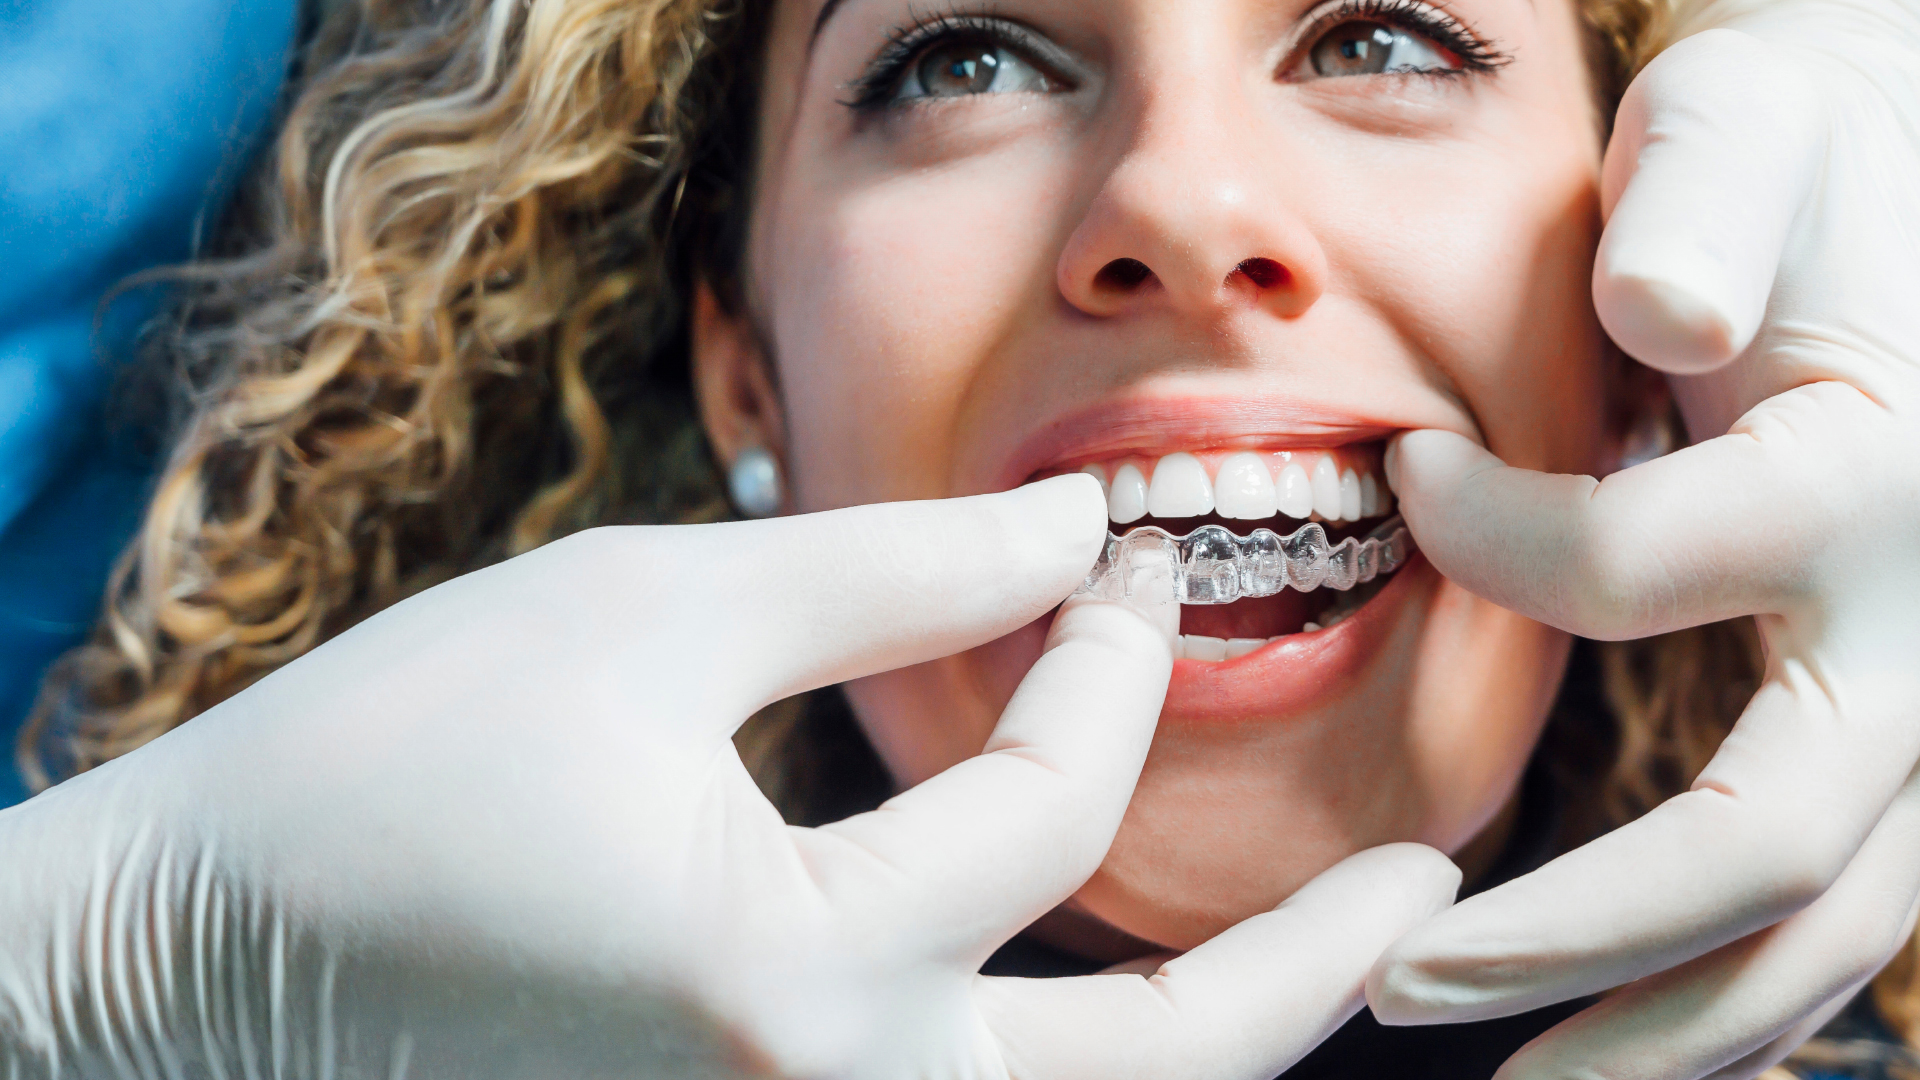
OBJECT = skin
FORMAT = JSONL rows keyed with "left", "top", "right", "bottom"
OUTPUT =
{"left": 695, "top": 0, "right": 1626, "bottom": 953}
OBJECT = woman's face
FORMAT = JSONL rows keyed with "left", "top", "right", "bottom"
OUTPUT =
{"left": 703, "top": 0, "right": 1613, "bottom": 951}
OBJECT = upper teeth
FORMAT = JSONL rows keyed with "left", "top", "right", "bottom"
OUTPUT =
{"left": 1081, "top": 450, "right": 1390, "bottom": 525}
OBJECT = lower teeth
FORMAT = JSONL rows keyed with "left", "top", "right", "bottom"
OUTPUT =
{"left": 1076, "top": 516, "right": 1413, "bottom": 605}
{"left": 1316, "top": 571, "right": 1389, "bottom": 629}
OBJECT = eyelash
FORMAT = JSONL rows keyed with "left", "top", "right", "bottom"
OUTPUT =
{"left": 1298, "top": 0, "right": 1512, "bottom": 75}
{"left": 841, "top": 0, "right": 1509, "bottom": 113}
{"left": 843, "top": 10, "right": 1059, "bottom": 112}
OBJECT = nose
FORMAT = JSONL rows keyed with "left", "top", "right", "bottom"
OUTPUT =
{"left": 1057, "top": 86, "right": 1328, "bottom": 321}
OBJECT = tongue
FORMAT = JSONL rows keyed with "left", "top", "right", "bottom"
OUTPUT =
{"left": 1179, "top": 588, "right": 1331, "bottom": 639}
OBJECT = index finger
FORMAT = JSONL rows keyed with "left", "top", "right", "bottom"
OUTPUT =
{"left": 1385, "top": 381, "right": 1886, "bottom": 640}
{"left": 1593, "top": 29, "right": 1824, "bottom": 375}
{"left": 980, "top": 845, "right": 1461, "bottom": 1080}
{"left": 801, "top": 563, "right": 1182, "bottom": 961}
{"left": 539, "top": 474, "right": 1111, "bottom": 745}
{"left": 1367, "top": 600, "right": 1920, "bottom": 1026}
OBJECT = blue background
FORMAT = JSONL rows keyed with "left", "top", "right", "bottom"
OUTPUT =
{"left": 0, "top": 0, "right": 296, "bottom": 807}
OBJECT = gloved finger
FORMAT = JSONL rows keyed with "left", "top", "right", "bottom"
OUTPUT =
{"left": 976, "top": 844, "right": 1461, "bottom": 1080}
{"left": 1490, "top": 778, "right": 1920, "bottom": 1080}
{"left": 1593, "top": 28, "right": 1825, "bottom": 374}
{"left": 560, "top": 473, "right": 1108, "bottom": 740}
{"left": 803, "top": 567, "right": 1179, "bottom": 959}
{"left": 1384, "top": 382, "right": 1882, "bottom": 640}
{"left": 1370, "top": 663, "right": 1920, "bottom": 1027}
{"left": 1702, "top": 991, "right": 1861, "bottom": 1080}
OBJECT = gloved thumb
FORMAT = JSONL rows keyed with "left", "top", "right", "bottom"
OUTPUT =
{"left": 1593, "top": 28, "right": 1824, "bottom": 374}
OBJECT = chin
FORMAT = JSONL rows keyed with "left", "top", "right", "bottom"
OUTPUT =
{"left": 1077, "top": 558, "right": 1569, "bottom": 950}
{"left": 847, "top": 411, "right": 1576, "bottom": 956}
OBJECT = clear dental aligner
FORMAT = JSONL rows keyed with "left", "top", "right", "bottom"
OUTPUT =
{"left": 1076, "top": 515, "right": 1414, "bottom": 604}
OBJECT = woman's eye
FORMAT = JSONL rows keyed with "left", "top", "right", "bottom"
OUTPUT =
{"left": 1306, "top": 20, "right": 1462, "bottom": 77}
{"left": 898, "top": 37, "right": 1052, "bottom": 101}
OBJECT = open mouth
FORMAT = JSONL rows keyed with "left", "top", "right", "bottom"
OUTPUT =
{"left": 1067, "top": 445, "right": 1411, "bottom": 661}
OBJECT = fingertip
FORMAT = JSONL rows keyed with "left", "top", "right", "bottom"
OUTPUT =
{"left": 1049, "top": 570, "right": 1180, "bottom": 658}
{"left": 1052, "top": 507, "right": 1181, "bottom": 651}
{"left": 1387, "top": 430, "right": 1500, "bottom": 507}
{"left": 968, "top": 475, "right": 1112, "bottom": 613}
{"left": 1318, "top": 843, "right": 1460, "bottom": 906}
{"left": 1594, "top": 27, "right": 1826, "bottom": 377}
{"left": 1395, "top": 429, "right": 1490, "bottom": 464}
{"left": 721, "top": 477, "right": 1124, "bottom": 706}
{"left": 1396, "top": 843, "right": 1466, "bottom": 916}
{"left": 1365, "top": 933, "right": 1462, "bottom": 1027}
{"left": 1000, "top": 472, "right": 1110, "bottom": 568}
{"left": 1353, "top": 848, "right": 1474, "bottom": 1026}
{"left": 1595, "top": 266, "right": 1747, "bottom": 375}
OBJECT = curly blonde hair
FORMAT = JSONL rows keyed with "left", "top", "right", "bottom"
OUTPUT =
{"left": 22, "top": 0, "right": 756, "bottom": 777}
{"left": 20, "top": 0, "right": 1916, "bottom": 1068}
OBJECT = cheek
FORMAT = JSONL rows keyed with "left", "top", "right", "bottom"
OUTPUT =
{"left": 760, "top": 148, "right": 1071, "bottom": 510}
{"left": 1451, "top": 189, "right": 1612, "bottom": 473}
{"left": 1322, "top": 128, "right": 1609, "bottom": 471}
{"left": 1404, "top": 584, "right": 1572, "bottom": 851}
{"left": 1072, "top": 573, "right": 1572, "bottom": 949}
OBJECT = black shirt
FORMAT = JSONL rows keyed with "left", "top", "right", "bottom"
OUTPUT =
{"left": 979, "top": 762, "right": 1590, "bottom": 1079}
{"left": 977, "top": 761, "right": 1914, "bottom": 1079}
{"left": 786, "top": 677, "right": 1913, "bottom": 1078}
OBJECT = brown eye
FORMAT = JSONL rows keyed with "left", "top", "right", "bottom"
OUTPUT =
{"left": 1307, "top": 20, "right": 1459, "bottom": 77}
{"left": 916, "top": 39, "right": 1003, "bottom": 95}
{"left": 896, "top": 37, "right": 1052, "bottom": 101}
{"left": 1311, "top": 22, "right": 1396, "bottom": 75}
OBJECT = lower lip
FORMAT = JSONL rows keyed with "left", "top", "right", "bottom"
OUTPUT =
{"left": 1161, "top": 553, "right": 1435, "bottom": 722}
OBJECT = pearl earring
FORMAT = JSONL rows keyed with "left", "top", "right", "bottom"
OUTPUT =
{"left": 728, "top": 446, "right": 784, "bottom": 518}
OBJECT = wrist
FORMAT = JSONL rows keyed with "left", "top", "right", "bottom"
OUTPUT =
{"left": 0, "top": 775, "right": 216, "bottom": 1080}
{"left": 0, "top": 786, "right": 111, "bottom": 1078}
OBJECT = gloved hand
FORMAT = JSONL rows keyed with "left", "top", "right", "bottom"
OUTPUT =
{"left": 0, "top": 475, "right": 1459, "bottom": 1080}
{"left": 1368, "top": 5, "right": 1920, "bottom": 1077}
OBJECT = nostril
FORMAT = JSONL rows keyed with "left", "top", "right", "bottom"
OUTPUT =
{"left": 1095, "top": 258, "right": 1154, "bottom": 291}
{"left": 1234, "top": 258, "right": 1291, "bottom": 290}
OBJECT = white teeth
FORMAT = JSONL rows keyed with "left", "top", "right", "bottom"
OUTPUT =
{"left": 1182, "top": 634, "right": 1228, "bottom": 661}
{"left": 1213, "top": 452, "right": 1277, "bottom": 520}
{"left": 1302, "top": 621, "right": 1323, "bottom": 633}
{"left": 1094, "top": 450, "right": 1391, "bottom": 525}
{"left": 1081, "top": 462, "right": 1110, "bottom": 497}
{"left": 1225, "top": 637, "right": 1266, "bottom": 659}
{"left": 1276, "top": 461, "right": 1314, "bottom": 519}
{"left": 1146, "top": 452, "right": 1213, "bottom": 518}
{"left": 1109, "top": 463, "right": 1148, "bottom": 523}
{"left": 1311, "top": 456, "right": 1343, "bottom": 521}
{"left": 1176, "top": 633, "right": 1297, "bottom": 662}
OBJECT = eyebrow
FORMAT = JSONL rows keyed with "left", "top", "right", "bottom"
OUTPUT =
{"left": 810, "top": 0, "right": 850, "bottom": 46}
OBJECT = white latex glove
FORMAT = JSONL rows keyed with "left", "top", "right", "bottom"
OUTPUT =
{"left": 0, "top": 475, "right": 1458, "bottom": 1080}
{"left": 1368, "top": 5, "right": 1920, "bottom": 1078}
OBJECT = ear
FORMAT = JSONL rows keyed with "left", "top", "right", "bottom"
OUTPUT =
{"left": 692, "top": 280, "right": 787, "bottom": 474}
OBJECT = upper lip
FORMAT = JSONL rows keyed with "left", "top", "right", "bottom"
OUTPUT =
{"left": 995, "top": 394, "right": 1402, "bottom": 492}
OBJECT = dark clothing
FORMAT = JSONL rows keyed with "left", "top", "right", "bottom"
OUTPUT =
{"left": 980, "top": 760, "right": 1597, "bottom": 1078}
{"left": 969, "top": 729, "right": 1914, "bottom": 1078}
{"left": 785, "top": 675, "right": 1913, "bottom": 1078}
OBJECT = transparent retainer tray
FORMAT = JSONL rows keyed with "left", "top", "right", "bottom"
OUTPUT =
{"left": 1076, "top": 515, "right": 1414, "bottom": 605}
